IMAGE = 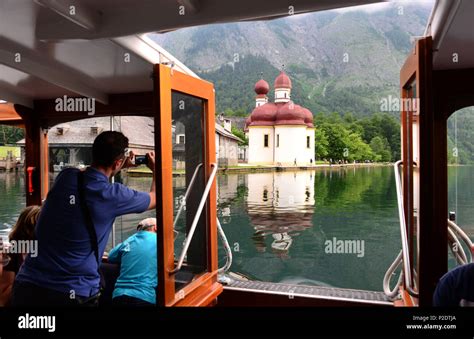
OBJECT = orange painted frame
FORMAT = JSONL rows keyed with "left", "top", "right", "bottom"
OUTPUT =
{"left": 399, "top": 37, "right": 439, "bottom": 306}
{"left": 400, "top": 41, "right": 419, "bottom": 307}
{"left": 153, "top": 64, "right": 221, "bottom": 307}
{"left": 0, "top": 103, "right": 24, "bottom": 127}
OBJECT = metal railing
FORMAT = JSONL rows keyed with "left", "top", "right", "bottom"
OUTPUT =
{"left": 171, "top": 163, "right": 218, "bottom": 274}
{"left": 383, "top": 250, "right": 404, "bottom": 299}
{"left": 384, "top": 161, "right": 473, "bottom": 300}
{"left": 173, "top": 163, "right": 203, "bottom": 230}
{"left": 392, "top": 160, "right": 418, "bottom": 297}
{"left": 217, "top": 217, "right": 233, "bottom": 274}
{"left": 448, "top": 219, "right": 474, "bottom": 265}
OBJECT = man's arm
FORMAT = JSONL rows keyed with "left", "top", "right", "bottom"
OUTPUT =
{"left": 147, "top": 151, "right": 156, "bottom": 210}
{"left": 112, "top": 151, "right": 156, "bottom": 214}
{"left": 107, "top": 243, "right": 123, "bottom": 264}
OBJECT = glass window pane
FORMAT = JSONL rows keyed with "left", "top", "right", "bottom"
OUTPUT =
{"left": 46, "top": 116, "right": 155, "bottom": 251}
{"left": 0, "top": 126, "right": 25, "bottom": 245}
{"left": 171, "top": 91, "right": 209, "bottom": 291}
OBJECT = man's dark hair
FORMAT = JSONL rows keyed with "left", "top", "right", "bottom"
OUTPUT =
{"left": 92, "top": 131, "right": 129, "bottom": 167}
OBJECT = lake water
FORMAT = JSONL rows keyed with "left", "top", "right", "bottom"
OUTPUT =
{"left": 1, "top": 166, "right": 473, "bottom": 292}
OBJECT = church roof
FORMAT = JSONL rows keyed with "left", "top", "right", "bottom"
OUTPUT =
{"left": 254, "top": 79, "right": 270, "bottom": 95}
{"left": 248, "top": 101, "right": 312, "bottom": 127}
{"left": 274, "top": 71, "right": 292, "bottom": 89}
{"left": 247, "top": 71, "right": 313, "bottom": 128}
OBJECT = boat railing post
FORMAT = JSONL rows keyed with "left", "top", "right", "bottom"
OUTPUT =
{"left": 394, "top": 160, "right": 418, "bottom": 297}
{"left": 171, "top": 163, "right": 217, "bottom": 274}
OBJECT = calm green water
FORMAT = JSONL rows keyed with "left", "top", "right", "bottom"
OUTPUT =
{"left": 1, "top": 166, "right": 473, "bottom": 292}
{"left": 216, "top": 167, "right": 401, "bottom": 291}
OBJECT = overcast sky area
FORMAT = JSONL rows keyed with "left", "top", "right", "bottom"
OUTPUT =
{"left": 333, "top": 0, "right": 435, "bottom": 13}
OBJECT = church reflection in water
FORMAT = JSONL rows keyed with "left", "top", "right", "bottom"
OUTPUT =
{"left": 246, "top": 171, "right": 315, "bottom": 256}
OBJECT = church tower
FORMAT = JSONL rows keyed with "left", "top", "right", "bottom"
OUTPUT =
{"left": 274, "top": 71, "right": 292, "bottom": 103}
{"left": 254, "top": 79, "right": 269, "bottom": 107}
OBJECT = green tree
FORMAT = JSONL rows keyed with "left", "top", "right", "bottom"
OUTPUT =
{"left": 358, "top": 114, "right": 400, "bottom": 161}
{"left": 347, "top": 133, "right": 374, "bottom": 162}
{"left": 231, "top": 126, "right": 248, "bottom": 146}
{"left": 369, "top": 136, "right": 391, "bottom": 162}
{"left": 0, "top": 125, "right": 24, "bottom": 145}
{"left": 320, "top": 123, "right": 350, "bottom": 163}
{"left": 314, "top": 128, "right": 329, "bottom": 160}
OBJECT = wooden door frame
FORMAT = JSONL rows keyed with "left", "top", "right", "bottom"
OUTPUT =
{"left": 400, "top": 36, "right": 448, "bottom": 306}
{"left": 153, "top": 64, "right": 221, "bottom": 306}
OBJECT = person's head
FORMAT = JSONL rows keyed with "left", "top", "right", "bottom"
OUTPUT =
{"left": 9, "top": 206, "right": 41, "bottom": 242}
{"left": 92, "top": 131, "right": 129, "bottom": 176}
{"left": 136, "top": 218, "right": 157, "bottom": 233}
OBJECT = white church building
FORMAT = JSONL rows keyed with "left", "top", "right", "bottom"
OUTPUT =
{"left": 245, "top": 71, "right": 315, "bottom": 166}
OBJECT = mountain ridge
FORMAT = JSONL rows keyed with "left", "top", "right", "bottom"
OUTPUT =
{"left": 150, "top": 3, "right": 432, "bottom": 116}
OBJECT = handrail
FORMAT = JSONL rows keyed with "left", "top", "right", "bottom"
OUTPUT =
{"left": 448, "top": 228, "right": 468, "bottom": 264}
{"left": 383, "top": 249, "right": 403, "bottom": 300}
{"left": 173, "top": 163, "right": 203, "bottom": 230}
{"left": 217, "top": 217, "right": 233, "bottom": 274}
{"left": 448, "top": 220, "right": 474, "bottom": 256}
{"left": 171, "top": 163, "right": 218, "bottom": 274}
{"left": 394, "top": 160, "right": 418, "bottom": 297}
{"left": 389, "top": 160, "right": 474, "bottom": 299}
{"left": 447, "top": 219, "right": 473, "bottom": 264}
{"left": 384, "top": 218, "right": 473, "bottom": 300}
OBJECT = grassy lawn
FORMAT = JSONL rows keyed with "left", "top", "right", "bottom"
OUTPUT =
{"left": 0, "top": 146, "right": 20, "bottom": 158}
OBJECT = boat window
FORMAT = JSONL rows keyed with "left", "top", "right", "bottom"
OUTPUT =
{"left": 46, "top": 115, "right": 156, "bottom": 251}
{"left": 171, "top": 91, "right": 209, "bottom": 291}
{"left": 0, "top": 123, "right": 25, "bottom": 244}
{"left": 447, "top": 106, "right": 474, "bottom": 270}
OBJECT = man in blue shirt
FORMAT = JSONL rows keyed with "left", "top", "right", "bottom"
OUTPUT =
{"left": 108, "top": 218, "right": 157, "bottom": 307}
{"left": 433, "top": 263, "right": 474, "bottom": 307}
{"left": 12, "top": 131, "right": 156, "bottom": 306}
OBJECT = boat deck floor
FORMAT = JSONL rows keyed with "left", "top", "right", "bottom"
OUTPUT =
{"left": 224, "top": 279, "right": 393, "bottom": 306}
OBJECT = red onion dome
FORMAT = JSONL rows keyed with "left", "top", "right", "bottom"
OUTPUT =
{"left": 254, "top": 79, "right": 270, "bottom": 95}
{"left": 249, "top": 103, "right": 277, "bottom": 126}
{"left": 274, "top": 71, "right": 292, "bottom": 89}
{"left": 275, "top": 102, "right": 306, "bottom": 126}
{"left": 302, "top": 108, "right": 314, "bottom": 128}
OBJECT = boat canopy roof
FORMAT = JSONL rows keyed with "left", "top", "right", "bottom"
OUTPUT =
{"left": 0, "top": 0, "right": 384, "bottom": 108}
{"left": 425, "top": 0, "right": 474, "bottom": 70}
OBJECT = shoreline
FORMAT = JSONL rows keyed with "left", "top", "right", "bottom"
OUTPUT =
{"left": 127, "top": 162, "right": 393, "bottom": 177}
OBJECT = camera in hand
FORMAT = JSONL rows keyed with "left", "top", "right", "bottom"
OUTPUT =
{"left": 134, "top": 154, "right": 149, "bottom": 166}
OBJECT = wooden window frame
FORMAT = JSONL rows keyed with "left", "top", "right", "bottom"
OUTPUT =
{"left": 399, "top": 37, "right": 447, "bottom": 307}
